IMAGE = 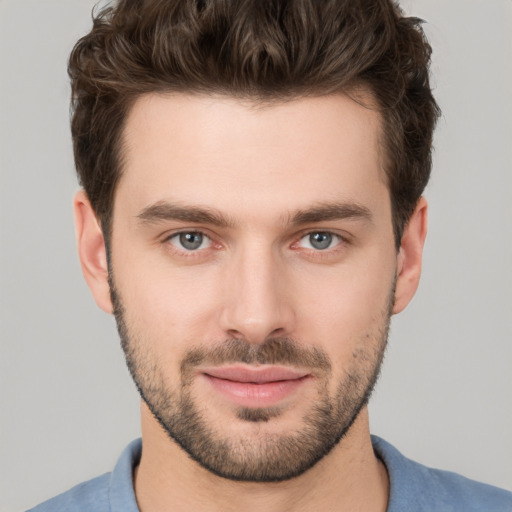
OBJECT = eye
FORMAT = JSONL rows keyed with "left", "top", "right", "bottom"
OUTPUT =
{"left": 298, "top": 232, "right": 342, "bottom": 250}
{"left": 168, "top": 232, "right": 212, "bottom": 251}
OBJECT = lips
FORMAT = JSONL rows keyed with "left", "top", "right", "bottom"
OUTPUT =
{"left": 200, "top": 365, "right": 311, "bottom": 408}
{"left": 203, "top": 366, "right": 309, "bottom": 383}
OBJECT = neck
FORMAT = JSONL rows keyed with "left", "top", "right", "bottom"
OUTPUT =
{"left": 134, "top": 403, "right": 389, "bottom": 512}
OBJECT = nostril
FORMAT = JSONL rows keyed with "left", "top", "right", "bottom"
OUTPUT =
{"left": 226, "top": 329, "right": 243, "bottom": 339}
{"left": 269, "top": 327, "right": 285, "bottom": 337}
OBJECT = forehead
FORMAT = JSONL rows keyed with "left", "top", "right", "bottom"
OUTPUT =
{"left": 116, "top": 92, "right": 387, "bottom": 220}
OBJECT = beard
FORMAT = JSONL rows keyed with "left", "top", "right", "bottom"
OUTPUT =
{"left": 110, "top": 275, "right": 392, "bottom": 482}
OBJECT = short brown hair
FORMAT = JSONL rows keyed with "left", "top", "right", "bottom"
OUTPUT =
{"left": 69, "top": 0, "right": 440, "bottom": 245}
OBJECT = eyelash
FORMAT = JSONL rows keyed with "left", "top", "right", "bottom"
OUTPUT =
{"left": 163, "top": 229, "right": 348, "bottom": 257}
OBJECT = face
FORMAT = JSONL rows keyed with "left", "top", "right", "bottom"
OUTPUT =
{"left": 98, "top": 93, "right": 404, "bottom": 481}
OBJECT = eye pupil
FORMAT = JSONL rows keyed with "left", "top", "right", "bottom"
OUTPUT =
{"left": 309, "top": 232, "right": 332, "bottom": 250}
{"left": 179, "top": 232, "right": 203, "bottom": 250}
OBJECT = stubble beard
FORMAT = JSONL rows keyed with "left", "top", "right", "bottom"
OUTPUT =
{"left": 109, "top": 275, "right": 392, "bottom": 482}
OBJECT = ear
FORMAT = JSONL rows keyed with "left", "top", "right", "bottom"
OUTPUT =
{"left": 74, "top": 190, "right": 113, "bottom": 314}
{"left": 393, "top": 197, "right": 428, "bottom": 314}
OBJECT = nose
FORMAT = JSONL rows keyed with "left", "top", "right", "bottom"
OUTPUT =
{"left": 218, "top": 245, "right": 296, "bottom": 344}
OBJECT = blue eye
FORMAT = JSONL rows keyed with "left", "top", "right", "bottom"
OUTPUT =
{"left": 299, "top": 232, "right": 341, "bottom": 250}
{"left": 169, "top": 232, "right": 211, "bottom": 251}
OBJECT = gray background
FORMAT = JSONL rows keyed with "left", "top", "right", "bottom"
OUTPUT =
{"left": 1, "top": 1, "right": 511, "bottom": 510}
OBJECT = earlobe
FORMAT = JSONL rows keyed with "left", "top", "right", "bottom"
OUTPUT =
{"left": 392, "top": 197, "right": 428, "bottom": 314}
{"left": 74, "top": 190, "right": 113, "bottom": 314}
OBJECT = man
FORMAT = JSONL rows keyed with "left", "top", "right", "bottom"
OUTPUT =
{"left": 27, "top": 0, "right": 512, "bottom": 511}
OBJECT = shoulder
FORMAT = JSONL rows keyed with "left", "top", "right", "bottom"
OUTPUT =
{"left": 372, "top": 435, "right": 512, "bottom": 512}
{"left": 26, "top": 473, "right": 111, "bottom": 512}
{"left": 25, "top": 438, "right": 142, "bottom": 512}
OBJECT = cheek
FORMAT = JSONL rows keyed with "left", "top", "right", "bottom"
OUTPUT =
{"left": 115, "top": 253, "right": 225, "bottom": 345}
{"left": 297, "top": 262, "right": 394, "bottom": 323}
{"left": 291, "top": 256, "right": 395, "bottom": 356}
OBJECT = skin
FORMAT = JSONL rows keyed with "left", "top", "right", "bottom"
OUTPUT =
{"left": 75, "top": 93, "right": 427, "bottom": 512}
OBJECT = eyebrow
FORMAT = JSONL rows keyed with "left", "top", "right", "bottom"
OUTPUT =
{"left": 136, "top": 200, "right": 372, "bottom": 228}
{"left": 290, "top": 202, "right": 373, "bottom": 225}
{"left": 137, "top": 201, "right": 234, "bottom": 228}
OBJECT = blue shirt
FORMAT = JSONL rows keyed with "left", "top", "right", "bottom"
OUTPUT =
{"left": 27, "top": 436, "right": 512, "bottom": 511}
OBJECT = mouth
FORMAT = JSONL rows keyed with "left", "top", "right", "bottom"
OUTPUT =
{"left": 200, "top": 365, "right": 312, "bottom": 408}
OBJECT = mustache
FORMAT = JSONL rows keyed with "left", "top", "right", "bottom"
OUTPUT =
{"left": 180, "top": 337, "right": 332, "bottom": 375}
